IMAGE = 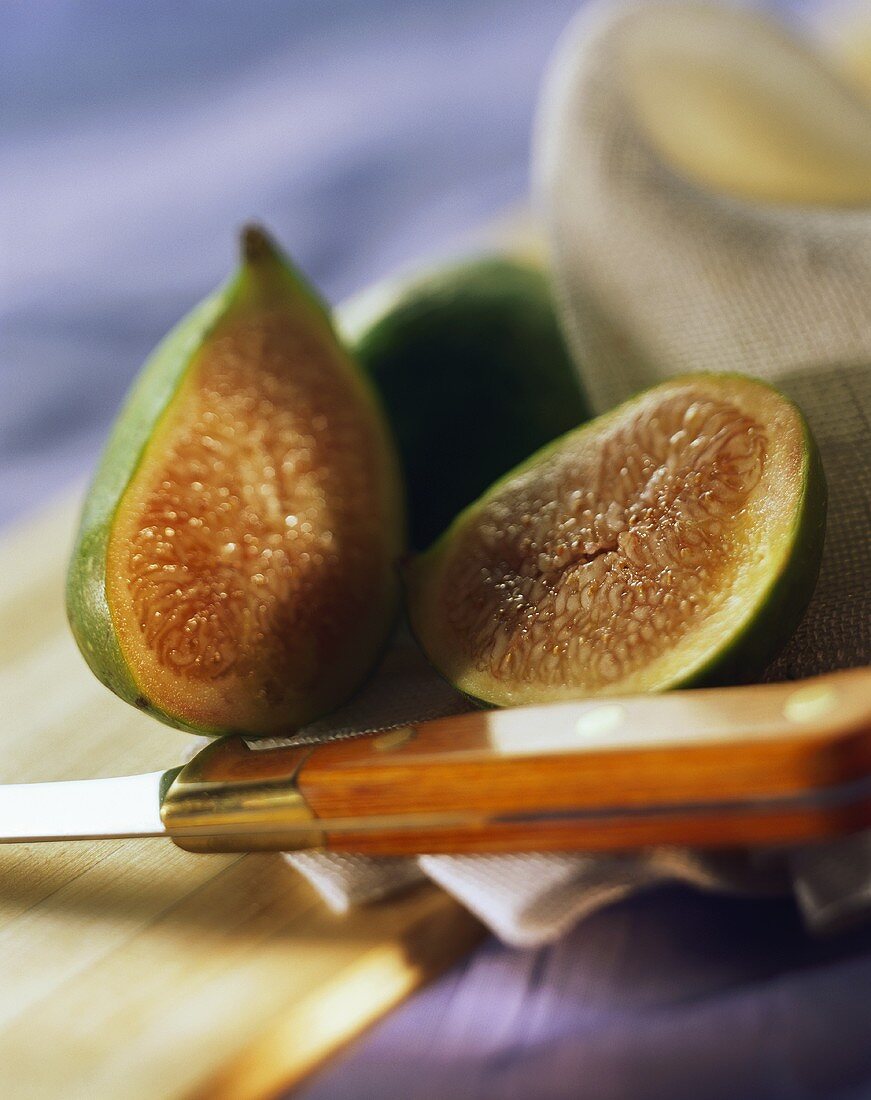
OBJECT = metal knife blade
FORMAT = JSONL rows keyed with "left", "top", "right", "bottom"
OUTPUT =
{"left": 0, "top": 771, "right": 169, "bottom": 843}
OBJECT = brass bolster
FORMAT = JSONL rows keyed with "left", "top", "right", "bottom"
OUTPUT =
{"left": 160, "top": 736, "right": 326, "bottom": 854}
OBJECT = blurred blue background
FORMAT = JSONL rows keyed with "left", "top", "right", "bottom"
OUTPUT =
{"left": 1, "top": 0, "right": 807, "bottom": 525}
{"left": 6, "top": 3, "right": 870, "bottom": 1099}
{"left": 1, "top": 0, "right": 585, "bottom": 524}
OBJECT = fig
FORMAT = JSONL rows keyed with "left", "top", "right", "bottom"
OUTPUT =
{"left": 67, "top": 227, "right": 404, "bottom": 736}
{"left": 341, "top": 256, "right": 589, "bottom": 550}
{"left": 407, "top": 374, "right": 825, "bottom": 706}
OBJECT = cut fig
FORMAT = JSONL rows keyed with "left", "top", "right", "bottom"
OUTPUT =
{"left": 407, "top": 375, "right": 825, "bottom": 705}
{"left": 67, "top": 227, "right": 404, "bottom": 736}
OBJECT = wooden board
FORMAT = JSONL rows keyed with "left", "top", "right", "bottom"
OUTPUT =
{"left": 0, "top": 492, "right": 483, "bottom": 1100}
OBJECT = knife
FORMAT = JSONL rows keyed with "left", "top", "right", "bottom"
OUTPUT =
{"left": 1, "top": 668, "right": 868, "bottom": 855}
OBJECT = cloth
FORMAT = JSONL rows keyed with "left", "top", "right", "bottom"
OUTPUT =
{"left": 299, "top": 883, "right": 871, "bottom": 1100}
{"left": 536, "top": 0, "right": 870, "bottom": 677}
{"left": 286, "top": 0, "right": 870, "bottom": 947}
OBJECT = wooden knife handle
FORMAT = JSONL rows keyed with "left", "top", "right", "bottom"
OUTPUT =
{"left": 165, "top": 668, "right": 871, "bottom": 855}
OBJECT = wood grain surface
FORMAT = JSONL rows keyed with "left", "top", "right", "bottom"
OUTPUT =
{"left": 0, "top": 493, "right": 482, "bottom": 1100}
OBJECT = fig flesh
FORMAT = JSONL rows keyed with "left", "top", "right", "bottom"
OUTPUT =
{"left": 67, "top": 227, "right": 404, "bottom": 736}
{"left": 407, "top": 375, "right": 825, "bottom": 705}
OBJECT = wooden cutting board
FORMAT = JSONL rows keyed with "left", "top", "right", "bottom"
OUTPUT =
{"left": 0, "top": 492, "right": 483, "bottom": 1100}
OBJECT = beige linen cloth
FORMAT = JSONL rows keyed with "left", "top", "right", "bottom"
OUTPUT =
{"left": 272, "top": 0, "right": 870, "bottom": 947}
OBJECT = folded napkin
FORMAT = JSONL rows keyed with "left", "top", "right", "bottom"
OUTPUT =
{"left": 282, "top": 0, "right": 870, "bottom": 947}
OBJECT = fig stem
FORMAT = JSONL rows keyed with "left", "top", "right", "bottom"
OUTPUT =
{"left": 241, "top": 223, "right": 276, "bottom": 265}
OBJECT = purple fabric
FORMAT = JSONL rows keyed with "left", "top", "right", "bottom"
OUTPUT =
{"left": 4, "top": 3, "right": 871, "bottom": 1098}
{"left": 299, "top": 887, "right": 871, "bottom": 1100}
{"left": 1, "top": 0, "right": 579, "bottom": 525}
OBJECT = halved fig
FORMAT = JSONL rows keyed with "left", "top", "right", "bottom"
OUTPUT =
{"left": 407, "top": 375, "right": 825, "bottom": 705}
{"left": 67, "top": 227, "right": 404, "bottom": 736}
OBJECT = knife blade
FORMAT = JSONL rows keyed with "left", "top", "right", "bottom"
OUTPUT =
{"left": 0, "top": 669, "right": 868, "bottom": 854}
{"left": 0, "top": 770, "right": 167, "bottom": 842}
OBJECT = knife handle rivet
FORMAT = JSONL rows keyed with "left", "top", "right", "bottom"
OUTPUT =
{"left": 575, "top": 704, "right": 626, "bottom": 738}
{"left": 783, "top": 684, "right": 839, "bottom": 724}
{"left": 372, "top": 726, "right": 415, "bottom": 752}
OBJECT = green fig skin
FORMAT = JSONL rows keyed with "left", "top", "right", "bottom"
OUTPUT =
{"left": 67, "top": 290, "right": 229, "bottom": 732}
{"left": 407, "top": 373, "right": 826, "bottom": 708}
{"left": 681, "top": 404, "right": 827, "bottom": 689}
{"left": 340, "top": 256, "right": 590, "bottom": 551}
{"left": 67, "top": 227, "right": 405, "bottom": 737}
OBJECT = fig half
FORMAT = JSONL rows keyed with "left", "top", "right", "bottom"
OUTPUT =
{"left": 67, "top": 227, "right": 404, "bottom": 736}
{"left": 407, "top": 375, "right": 825, "bottom": 705}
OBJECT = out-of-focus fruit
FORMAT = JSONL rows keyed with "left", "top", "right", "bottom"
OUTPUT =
{"left": 342, "top": 256, "right": 589, "bottom": 550}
